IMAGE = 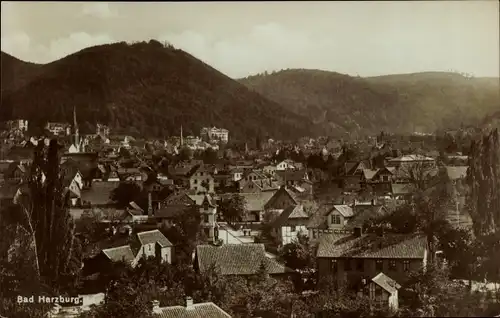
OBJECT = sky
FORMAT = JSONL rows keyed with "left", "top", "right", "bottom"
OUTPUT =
{"left": 1, "top": 1, "right": 499, "bottom": 78}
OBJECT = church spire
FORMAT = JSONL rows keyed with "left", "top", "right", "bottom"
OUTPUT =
{"left": 73, "top": 106, "right": 80, "bottom": 152}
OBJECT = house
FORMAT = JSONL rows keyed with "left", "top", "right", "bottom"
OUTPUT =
{"left": 307, "top": 204, "right": 354, "bottom": 238}
{"left": 275, "top": 169, "right": 310, "bottom": 186}
{"left": 366, "top": 272, "right": 401, "bottom": 311}
{"left": 390, "top": 183, "right": 416, "bottom": 202}
{"left": 275, "top": 159, "right": 299, "bottom": 171}
{"left": 264, "top": 186, "right": 311, "bottom": 213}
{"left": 271, "top": 204, "right": 309, "bottom": 245}
{"left": 386, "top": 155, "right": 436, "bottom": 169}
{"left": 240, "top": 178, "right": 280, "bottom": 193}
{"left": 316, "top": 230, "right": 428, "bottom": 289}
{"left": 221, "top": 191, "right": 276, "bottom": 222}
{"left": 152, "top": 297, "right": 231, "bottom": 318}
{"left": 361, "top": 167, "right": 396, "bottom": 195}
{"left": 2, "top": 161, "right": 28, "bottom": 183}
{"left": 189, "top": 165, "right": 215, "bottom": 194}
{"left": 199, "top": 194, "right": 218, "bottom": 240}
{"left": 228, "top": 167, "right": 244, "bottom": 182}
{"left": 194, "top": 243, "right": 290, "bottom": 277}
{"left": 96, "top": 229, "right": 174, "bottom": 269}
{"left": 341, "top": 161, "right": 369, "bottom": 192}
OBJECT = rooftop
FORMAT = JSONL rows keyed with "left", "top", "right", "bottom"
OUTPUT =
{"left": 316, "top": 233, "right": 426, "bottom": 259}
{"left": 155, "top": 302, "right": 231, "bottom": 318}
{"left": 195, "top": 243, "right": 289, "bottom": 276}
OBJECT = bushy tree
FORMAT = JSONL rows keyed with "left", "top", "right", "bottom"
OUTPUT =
{"left": 219, "top": 194, "right": 247, "bottom": 224}
{"left": 109, "top": 181, "right": 142, "bottom": 208}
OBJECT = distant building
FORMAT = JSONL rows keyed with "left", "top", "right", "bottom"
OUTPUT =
{"left": 46, "top": 122, "right": 71, "bottom": 136}
{"left": 96, "top": 123, "right": 110, "bottom": 138}
{"left": 5, "top": 119, "right": 28, "bottom": 132}
{"left": 200, "top": 126, "right": 229, "bottom": 143}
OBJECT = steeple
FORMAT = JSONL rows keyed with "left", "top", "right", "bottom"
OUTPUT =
{"left": 73, "top": 105, "right": 80, "bottom": 152}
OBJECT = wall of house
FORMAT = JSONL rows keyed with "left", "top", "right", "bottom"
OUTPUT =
{"left": 389, "top": 290, "right": 399, "bottom": 311}
{"left": 160, "top": 246, "right": 172, "bottom": 264}
{"left": 280, "top": 224, "right": 308, "bottom": 245}
{"left": 317, "top": 257, "right": 424, "bottom": 286}
{"left": 326, "top": 210, "right": 346, "bottom": 230}
{"left": 368, "top": 283, "right": 391, "bottom": 308}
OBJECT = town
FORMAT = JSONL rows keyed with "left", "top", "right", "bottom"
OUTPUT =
{"left": 1, "top": 1, "right": 499, "bottom": 318}
{"left": 1, "top": 110, "right": 499, "bottom": 317}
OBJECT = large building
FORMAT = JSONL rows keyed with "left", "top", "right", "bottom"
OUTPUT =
{"left": 46, "top": 122, "right": 71, "bottom": 136}
{"left": 5, "top": 119, "right": 28, "bottom": 132}
{"left": 200, "top": 126, "right": 229, "bottom": 143}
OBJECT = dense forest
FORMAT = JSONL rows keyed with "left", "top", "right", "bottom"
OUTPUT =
{"left": 0, "top": 41, "right": 312, "bottom": 140}
{"left": 240, "top": 69, "right": 500, "bottom": 137}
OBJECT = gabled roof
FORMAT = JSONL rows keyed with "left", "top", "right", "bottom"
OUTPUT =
{"left": 316, "top": 233, "right": 427, "bottom": 259}
{"left": 307, "top": 204, "right": 335, "bottom": 229}
{"left": 201, "top": 194, "right": 216, "bottom": 208}
{"left": 136, "top": 230, "right": 173, "bottom": 248}
{"left": 264, "top": 186, "right": 298, "bottom": 210}
{"left": 163, "top": 190, "right": 196, "bottom": 205}
{"left": 362, "top": 169, "right": 379, "bottom": 180}
{"left": 248, "top": 179, "right": 280, "bottom": 192}
{"left": 272, "top": 205, "right": 309, "bottom": 228}
{"left": 371, "top": 272, "right": 401, "bottom": 294}
{"left": 155, "top": 302, "right": 232, "bottom": 318}
{"left": 195, "top": 243, "right": 289, "bottom": 276}
{"left": 221, "top": 192, "right": 275, "bottom": 212}
{"left": 388, "top": 155, "right": 435, "bottom": 162}
{"left": 101, "top": 245, "right": 135, "bottom": 264}
{"left": 333, "top": 205, "right": 354, "bottom": 218}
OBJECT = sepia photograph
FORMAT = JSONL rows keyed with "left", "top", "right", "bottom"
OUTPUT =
{"left": 0, "top": 1, "right": 499, "bottom": 317}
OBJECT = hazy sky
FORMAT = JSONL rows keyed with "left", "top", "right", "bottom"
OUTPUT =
{"left": 1, "top": 1, "right": 499, "bottom": 78}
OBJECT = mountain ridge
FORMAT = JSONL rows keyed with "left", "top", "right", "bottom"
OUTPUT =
{"left": 0, "top": 41, "right": 314, "bottom": 140}
{"left": 239, "top": 68, "right": 500, "bottom": 137}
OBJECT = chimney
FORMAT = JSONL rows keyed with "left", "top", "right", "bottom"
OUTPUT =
{"left": 371, "top": 198, "right": 376, "bottom": 206}
{"left": 185, "top": 296, "right": 194, "bottom": 309}
{"left": 147, "top": 192, "right": 153, "bottom": 217}
{"left": 151, "top": 300, "right": 161, "bottom": 314}
{"left": 353, "top": 227, "right": 362, "bottom": 237}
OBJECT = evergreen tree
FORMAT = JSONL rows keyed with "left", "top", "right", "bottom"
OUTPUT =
{"left": 467, "top": 128, "right": 500, "bottom": 236}
{"left": 15, "top": 139, "right": 82, "bottom": 291}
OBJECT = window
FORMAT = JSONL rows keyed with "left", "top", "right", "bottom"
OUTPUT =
{"left": 356, "top": 259, "right": 364, "bottom": 271}
{"left": 204, "top": 215, "right": 209, "bottom": 223}
{"left": 383, "top": 175, "right": 389, "bottom": 182}
{"left": 194, "top": 179, "right": 198, "bottom": 184}
{"left": 331, "top": 260, "right": 338, "bottom": 272}
{"left": 291, "top": 225, "right": 296, "bottom": 232}
{"left": 389, "top": 260, "right": 397, "bottom": 271}
{"left": 344, "top": 259, "right": 352, "bottom": 271}
{"left": 376, "top": 260, "right": 383, "bottom": 272}
{"left": 331, "top": 214, "right": 341, "bottom": 225}
{"left": 403, "top": 260, "right": 410, "bottom": 272}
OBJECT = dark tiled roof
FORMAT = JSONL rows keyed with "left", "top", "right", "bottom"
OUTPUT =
{"left": 196, "top": 244, "right": 288, "bottom": 276}
{"left": 345, "top": 205, "right": 388, "bottom": 229}
{"left": 80, "top": 181, "right": 119, "bottom": 205}
{"left": 275, "top": 170, "right": 308, "bottom": 182}
{"left": 155, "top": 303, "right": 231, "bottom": 318}
{"left": 316, "top": 233, "right": 426, "bottom": 259}
{"left": 101, "top": 245, "right": 135, "bottom": 264}
{"left": 136, "top": 230, "right": 173, "bottom": 247}
{"left": 162, "top": 191, "right": 196, "bottom": 206}
{"left": 155, "top": 205, "right": 186, "bottom": 219}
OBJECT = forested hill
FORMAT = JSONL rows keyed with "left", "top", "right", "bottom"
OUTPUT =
{"left": 239, "top": 69, "right": 500, "bottom": 137}
{"left": 0, "top": 41, "right": 314, "bottom": 140}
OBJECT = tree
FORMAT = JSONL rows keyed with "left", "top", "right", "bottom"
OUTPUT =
{"left": 467, "top": 128, "right": 500, "bottom": 236}
{"left": 177, "top": 147, "right": 193, "bottom": 162}
{"left": 280, "top": 234, "right": 317, "bottom": 291}
{"left": 201, "top": 148, "right": 218, "bottom": 165}
{"left": 14, "top": 139, "right": 83, "bottom": 292}
{"left": 400, "top": 264, "right": 484, "bottom": 317}
{"left": 109, "top": 181, "right": 142, "bottom": 208}
{"left": 219, "top": 194, "right": 247, "bottom": 224}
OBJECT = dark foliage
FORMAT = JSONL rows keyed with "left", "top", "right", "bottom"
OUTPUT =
{"left": 240, "top": 69, "right": 499, "bottom": 137}
{"left": 0, "top": 42, "right": 312, "bottom": 140}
